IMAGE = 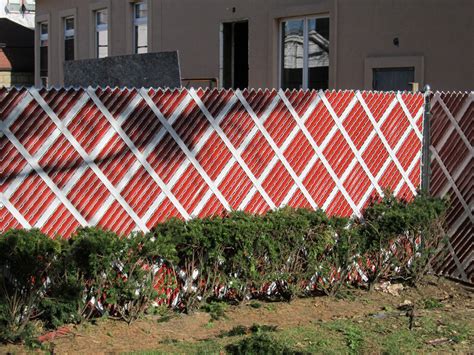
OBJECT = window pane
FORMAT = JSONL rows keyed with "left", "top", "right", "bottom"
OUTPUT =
{"left": 40, "top": 46, "right": 48, "bottom": 76}
{"left": 281, "top": 19, "right": 304, "bottom": 90}
{"left": 40, "top": 22, "right": 48, "bottom": 47}
{"left": 98, "top": 45, "right": 108, "bottom": 59}
{"left": 96, "top": 10, "right": 108, "bottom": 58}
{"left": 97, "top": 30, "right": 108, "bottom": 58}
{"left": 135, "top": 25, "right": 148, "bottom": 53}
{"left": 65, "top": 17, "right": 74, "bottom": 32}
{"left": 96, "top": 10, "right": 107, "bottom": 26}
{"left": 307, "top": 18, "right": 329, "bottom": 90}
{"left": 373, "top": 67, "right": 414, "bottom": 91}
{"left": 135, "top": 3, "right": 147, "bottom": 19}
{"left": 65, "top": 38, "right": 74, "bottom": 61}
{"left": 40, "top": 23, "right": 48, "bottom": 35}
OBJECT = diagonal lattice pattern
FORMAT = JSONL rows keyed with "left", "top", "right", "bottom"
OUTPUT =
{"left": 430, "top": 91, "right": 473, "bottom": 284}
{"left": 0, "top": 88, "right": 424, "bottom": 237}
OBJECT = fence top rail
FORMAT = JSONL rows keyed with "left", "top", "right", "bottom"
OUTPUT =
{"left": 0, "top": 86, "right": 429, "bottom": 96}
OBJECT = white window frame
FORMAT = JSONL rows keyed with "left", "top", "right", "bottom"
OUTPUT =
{"left": 133, "top": 2, "right": 148, "bottom": 54}
{"left": 278, "top": 14, "right": 329, "bottom": 90}
{"left": 95, "top": 9, "right": 108, "bottom": 58}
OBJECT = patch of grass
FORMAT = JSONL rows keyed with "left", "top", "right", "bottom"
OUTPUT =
{"left": 201, "top": 301, "right": 228, "bottom": 321}
{"left": 325, "top": 320, "right": 365, "bottom": 353}
{"left": 220, "top": 325, "right": 248, "bottom": 337}
{"left": 423, "top": 298, "right": 444, "bottom": 309}
{"left": 382, "top": 328, "right": 422, "bottom": 354}
{"left": 156, "top": 315, "right": 171, "bottom": 323}
{"left": 335, "top": 288, "right": 357, "bottom": 301}
{"left": 264, "top": 304, "right": 277, "bottom": 312}
{"left": 276, "top": 325, "right": 347, "bottom": 354}
{"left": 249, "top": 324, "right": 278, "bottom": 334}
{"left": 249, "top": 301, "right": 262, "bottom": 309}
{"left": 219, "top": 324, "right": 278, "bottom": 338}
{"left": 225, "top": 333, "right": 304, "bottom": 355}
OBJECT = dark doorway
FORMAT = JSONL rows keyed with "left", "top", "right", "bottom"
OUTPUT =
{"left": 373, "top": 67, "right": 415, "bottom": 91}
{"left": 222, "top": 21, "right": 248, "bottom": 89}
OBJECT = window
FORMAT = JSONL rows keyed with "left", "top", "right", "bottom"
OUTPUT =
{"left": 280, "top": 16, "right": 329, "bottom": 90}
{"left": 372, "top": 67, "right": 415, "bottom": 91}
{"left": 95, "top": 9, "right": 108, "bottom": 58}
{"left": 134, "top": 2, "right": 148, "bottom": 54}
{"left": 39, "top": 22, "right": 48, "bottom": 86}
{"left": 6, "top": 0, "right": 21, "bottom": 13}
{"left": 6, "top": 0, "right": 34, "bottom": 13}
{"left": 24, "top": 0, "right": 35, "bottom": 12}
{"left": 64, "top": 17, "right": 75, "bottom": 61}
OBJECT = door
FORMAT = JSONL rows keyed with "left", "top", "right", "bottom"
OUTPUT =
{"left": 222, "top": 21, "right": 248, "bottom": 89}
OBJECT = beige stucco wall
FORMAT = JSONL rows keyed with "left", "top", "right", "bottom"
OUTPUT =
{"left": 35, "top": 0, "right": 474, "bottom": 91}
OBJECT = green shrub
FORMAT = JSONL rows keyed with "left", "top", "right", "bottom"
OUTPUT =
{"left": 0, "top": 194, "right": 447, "bottom": 342}
{"left": 0, "top": 229, "right": 61, "bottom": 342}
{"left": 67, "top": 228, "right": 168, "bottom": 323}
{"left": 357, "top": 193, "right": 447, "bottom": 288}
{"left": 225, "top": 333, "right": 304, "bottom": 355}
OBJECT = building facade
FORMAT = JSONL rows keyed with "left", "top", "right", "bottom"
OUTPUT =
{"left": 0, "top": 0, "right": 35, "bottom": 87}
{"left": 35, "top": 0, "right": 473, "bottom": 91}
{"left": 1, "top": 0, "right": 35, "bottom": 28}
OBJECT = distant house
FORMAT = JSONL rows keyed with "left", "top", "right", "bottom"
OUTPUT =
{"left": 35, "top": 0, "right": 473, "bottom": 91}
{"left": 0, "top": 0, "right": 35, "bottom": 87}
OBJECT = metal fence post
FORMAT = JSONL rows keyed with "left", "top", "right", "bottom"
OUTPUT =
{"left": 421, "top": 85, "right": 432, "bottom": 193}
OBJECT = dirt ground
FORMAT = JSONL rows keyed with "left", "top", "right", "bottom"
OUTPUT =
{"left": 2, "top": 276, "right": 473, "bottom": 354}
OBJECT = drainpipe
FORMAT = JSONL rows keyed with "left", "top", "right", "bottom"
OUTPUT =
{"left": 421, "top": 84, "right": 432, "bottom": 194}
